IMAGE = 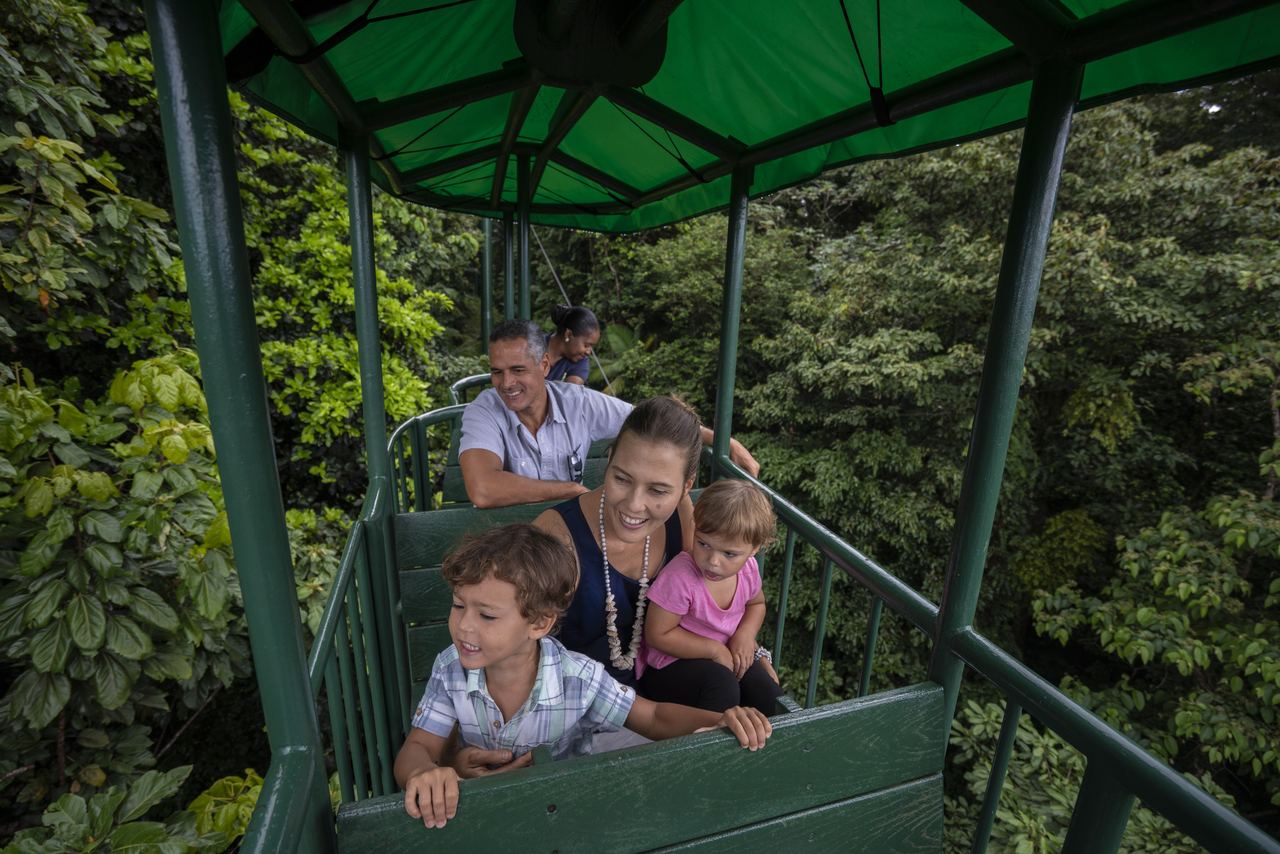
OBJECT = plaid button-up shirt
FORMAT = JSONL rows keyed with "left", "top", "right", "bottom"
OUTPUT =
{"left": 411, "top": 636, "right": 636, "bottom": 760}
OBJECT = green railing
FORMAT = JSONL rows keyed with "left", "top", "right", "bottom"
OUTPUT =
{"left": 716, "top": 456, "right": 1278, "bottom": 854}
{"left": 448, "top": 373, "right": 490, "bottom": 405}
{"left": 245, "top": 411, "right": 1277, "bottom": 853}
{"left": 387, "top": 404, "right": 467, "bottom": 513}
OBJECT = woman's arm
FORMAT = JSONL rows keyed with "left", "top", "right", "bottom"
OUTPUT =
{"left": 624, "top": 697, "right": 771, "bottom": 749}
{"left": 645, "top": 603, "right": 733, "bottom": 670}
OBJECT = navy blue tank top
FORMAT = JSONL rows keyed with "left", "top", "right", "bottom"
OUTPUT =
{"left": 553, "top": 497, "right": 684, "bottom": 686}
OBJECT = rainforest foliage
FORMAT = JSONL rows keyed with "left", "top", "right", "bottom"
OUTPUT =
{"left": 1, "top": 0, "right": 1277, "bottom": 851}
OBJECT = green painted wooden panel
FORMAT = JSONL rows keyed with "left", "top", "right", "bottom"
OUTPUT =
{"left": 336, "top": 683, "right": 944, "bottom": 853}
{"left": 394, "top": 488, "right": 704, "bottom": 571}
{"left": 399, "top": 567, "right": 451, "bottom": 625}
{"left": 394, "top": 501, "right": 563, "bottom": 572}
{"left": 406, "top": 623, "right": 453, "bottom": 684}
{"left": 654, "top": 774, "right": 942, "bottom": 852}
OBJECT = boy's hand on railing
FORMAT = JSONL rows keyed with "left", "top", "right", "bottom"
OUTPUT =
{"left": 452, "top": 746, "right": 534, "bottom": 778}
{"left": 717, "top": 706, "right": 772, "bottom": 751}
{"left": 404, "top": 766, "right": 460, "bottom": 829}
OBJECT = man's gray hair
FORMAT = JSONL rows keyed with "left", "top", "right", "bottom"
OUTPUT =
{"left": 490, "top": 319, "right": 547, "bottom": 362}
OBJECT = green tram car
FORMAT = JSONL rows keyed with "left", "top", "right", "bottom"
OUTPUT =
{"left": 141, "top": 0, "right": 1280, "bottom": 850}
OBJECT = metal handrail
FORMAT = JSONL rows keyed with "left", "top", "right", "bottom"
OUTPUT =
{"left": 448, "top": 373, "right": 490, "bottom": 405}
{"left": 714, "top": 454, "right": 1278, "bottom": 854}
{"left": 252, "top": 423, "right": 1277, "bottom": 854}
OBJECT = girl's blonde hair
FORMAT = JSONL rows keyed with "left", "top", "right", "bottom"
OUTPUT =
{"left": 693, "top": 479, "right": 777, "bottom": 550}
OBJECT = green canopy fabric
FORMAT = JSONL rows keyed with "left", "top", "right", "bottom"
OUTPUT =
{"left": 220, "top": 0, "right": 1280, "bottom": 232}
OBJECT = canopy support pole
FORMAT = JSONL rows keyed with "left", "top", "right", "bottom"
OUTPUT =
{"left": 481, "top": 219, "right": 493, "bottom": 344}
{"left": 503, "top": 212, "right": 515, "bottom": 320}
{"left": 143, "top": 0, "right": 334, "bottom": 849}
{"left": 711, "top": 166, "right": 753, "bottom": 478}
{"left": 927, "top": 60, "right": 1082, "bottom": 732}
{"left": 343, "top": 137, "right": 410, "bottom": 746}
{"left": 518, "top": 154, "right": 532, "bottom": 320}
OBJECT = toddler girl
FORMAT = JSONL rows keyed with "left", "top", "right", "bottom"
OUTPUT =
{"left": 638, "top": 479, "right": 784, "bottom": 714}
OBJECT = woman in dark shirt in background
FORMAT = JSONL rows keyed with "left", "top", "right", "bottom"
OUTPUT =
{"left": 545, "top": 305, "right": 600, "bottom": 384}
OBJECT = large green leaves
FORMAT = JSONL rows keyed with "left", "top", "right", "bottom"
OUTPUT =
{"left": 117, "top": 766, "right": 191, "bottom": 823}
{"left": 67, "top": 593, "right": 106, "bottom": 650}
{"left": 6, "top": 670, "right": 70, "bottom": 728}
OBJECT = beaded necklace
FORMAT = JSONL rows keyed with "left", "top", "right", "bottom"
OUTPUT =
{"left": 598, "top": 491, "right": 650, "bottom": 671}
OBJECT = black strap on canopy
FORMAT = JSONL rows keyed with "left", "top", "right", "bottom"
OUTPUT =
{"left": 837, "top": 0, "right": 893, "bottom": 127}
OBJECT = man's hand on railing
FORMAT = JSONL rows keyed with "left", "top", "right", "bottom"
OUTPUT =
{"left": 452, "top": 746, "right": 534, "bottom": 778}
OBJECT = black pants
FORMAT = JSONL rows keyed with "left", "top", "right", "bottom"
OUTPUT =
{"left": 639, "top": 658, "right": 784, "bottom": 715}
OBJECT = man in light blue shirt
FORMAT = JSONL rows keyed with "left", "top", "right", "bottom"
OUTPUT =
{"left": 459, "top": 320, "right": 759, "bottom": 508}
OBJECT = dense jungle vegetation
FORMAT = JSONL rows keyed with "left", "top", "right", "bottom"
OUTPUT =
{"left": 1, "top": 1, "right": 1276, "bottom": 851}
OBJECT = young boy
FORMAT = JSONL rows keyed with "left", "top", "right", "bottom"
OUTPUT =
{"left": 394, "top": 523, "right": 772, "bottom": 830}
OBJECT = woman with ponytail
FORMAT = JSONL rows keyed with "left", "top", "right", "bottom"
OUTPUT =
{"left": 545, "top": 304, "right": 600, "bottom": 385}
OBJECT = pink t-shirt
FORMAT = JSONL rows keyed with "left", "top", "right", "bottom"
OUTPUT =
{"left": 637, "top": 551, "right": 761, "bottom": 678}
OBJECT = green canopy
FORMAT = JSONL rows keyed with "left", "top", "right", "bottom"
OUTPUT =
{"left": 220, "top": 0, "right": 1280, "bottom": 232}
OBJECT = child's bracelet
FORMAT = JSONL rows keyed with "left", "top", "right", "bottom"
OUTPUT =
{"left": 754, "top": 647, "right": 772, "bottom": 662}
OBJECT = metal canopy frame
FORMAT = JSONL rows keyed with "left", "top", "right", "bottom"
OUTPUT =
{"left": 142, "top": 1, "right": 1280, "bottom": 853}
{"left": 234, "top": 0, "right": 1273, "bottom": 220}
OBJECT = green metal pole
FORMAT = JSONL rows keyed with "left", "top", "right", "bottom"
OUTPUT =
{"left": 926, "top": 60, "right": 1082, "bottom": 731}
{"left": 503, "top": 212, "right": 515, "bottom": 321}
{"left": 342, "top": 143, "right": 409, "bottom": 744}
{"left": 517, "top": 154, "right": 532, "bottom": 320}
{"left": 481, "top": 219, "right": 493, "bottom": 344}
{"left": 1062, "top": 759, "right": 1136, "bottom": 853}
{"left": 710, "top": 166, "right": 752, "bottom": 478}
{"left": 971, "top": 700, "right": 1022, "bottom": 854}
{"left": 143, "top": 1, "right": 333, "bottom": 850}
{"left": 343, "top": 141, "right": 391, "bottom": 487}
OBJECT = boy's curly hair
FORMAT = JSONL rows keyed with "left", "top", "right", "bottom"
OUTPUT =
{"left": 441, "top": 523, "right": 578, "bottom": 621}
{"left": 693, "top": 479, "right": 777, "bottom": 551}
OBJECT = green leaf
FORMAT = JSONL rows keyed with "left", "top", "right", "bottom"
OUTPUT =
{"left": 29, "top": 619, "right": 72, "bottom": 672}
{"left": 159, "top": 433, "right": 189, "bottom": 464}
{"left": 53, "top": 441, "right": 91, "bottom": 468}
{"left": 143, "top": 649, "right": 194, "bottom": 681}
{"left": 129, "top": 588, "right": 179, "bottom": 631}
{"left": 189, "top": 569, "right": 229, "bottom": 621}
{"left": 78, "top": 728, "right": 111, "bottom": 749}
{"left": 202, "top": 511, "right": 231, "bottom": 550}
{"left": 76, "top": 471, "right": 117, "bottom": 502}
{"left": 7, "top": 669, "right": 71, "bottom": 728}
{"left": 84, "top": 542, "right": 123, "bottom": 574}
{"left": 57, "top": 401, "right": 88, "bottom": 436}
{"left": 106, "top": 821, "right": 168, "bottom": 848}
{"left": 25, "top": 579, "right": 70, "bottom": 626}
{"left": 24, "top": 478, "right": 54, "bottom": 517}
{"left": 93, "top": 652, "right": 135, "bottom": 710}
{"left": 106, "top": 614, "right": 153, "bottom": 660}
{"left": 88, "top": 788, "right": 127, "bottom": 843}
{"left": 0, "top": 594, "right": 29, "bottom": 640}
{"left": 67, "top": 594, "right": 107, "bottom": 650}
{"left": 45, "top": 506, "right": 76, "bottom": 542}
{"left": 118, "top": 767, "right": 191, "bottom": 823}
{"left": 19, "top": 528, "right": 63, "bottom": 576}
{"left": 81, "top": 510, "right": 124, "bottom": 543}
{"left": 152, "top": 374, "right": 180, "bottom": 411}
{"left": 130, "top": 470, "right": 164, "bottom": 500}
{"left": 42, "top": 793, "right": 88, "bottom": 843}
